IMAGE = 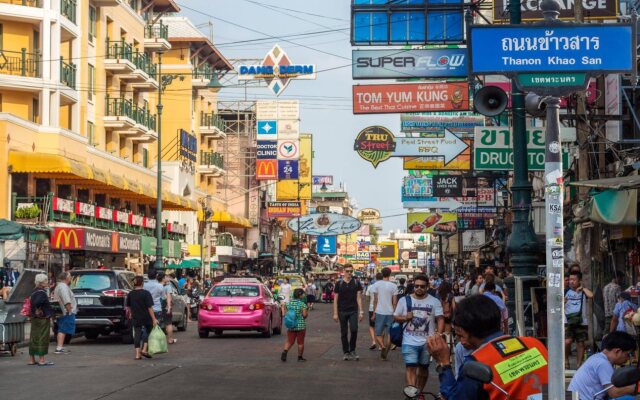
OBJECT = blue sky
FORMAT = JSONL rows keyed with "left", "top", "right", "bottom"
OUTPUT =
{"left": 179, "top": 0, "right": 408, "bottom": 233}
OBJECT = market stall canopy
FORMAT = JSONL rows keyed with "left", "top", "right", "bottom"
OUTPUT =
{"left": 0, "top": 219, "right": 24, "bottom": 241}
{"left": 590, "top": 189, "right": 637, "bottom": 226}
{"left": 570, "top": 174, "right": 640, "bottom": 190}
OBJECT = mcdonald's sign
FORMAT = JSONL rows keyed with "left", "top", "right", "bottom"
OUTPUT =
{"left": 256, "top": 159, "right": 277, "bottom": 180}
{"left": 52, "top": 227, "right": 85, "bottom": 250}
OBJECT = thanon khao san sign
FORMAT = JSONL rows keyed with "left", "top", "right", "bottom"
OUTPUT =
{"left": 288, "top": 213, "right": 361, "bottom": 236}
{"left": 238, "top": 45, "right": 317, "bottom": 96}
{"left": 354, "top": 125, "right": 469, "bottom": 168}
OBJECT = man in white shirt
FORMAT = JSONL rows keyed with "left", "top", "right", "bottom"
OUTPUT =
{"left": 279, "top": 278, "right": 292, "bottom": 303}
{"left": 366, "top": 272, "right": 382, "bottom": 350}
{"left": 371, "top": 267, "right": 398, "bottom": 360}
{"left": 54, "top": 271, "right": 77, "bottom": 354}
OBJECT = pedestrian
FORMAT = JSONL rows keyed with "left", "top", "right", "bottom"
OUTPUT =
{"left": 280, "top": 278, "right": 292, "bottom": 303}
{"left": 480, "top": 273, "right": 506, "bottom": 301}
{"left": 204, "top": 274, "right": 213, "bottom": 293}
{"left": 406, "top": 278, "right": 415, "bottom": 296}
{"left": 437, "top": 281, "right": 454, "bottom": 335}
{"left": 568, "top": 331, "right": 637, "bottom": 400}
{"left": 483, "top": 280, "right": 509, "bottom": 334}
{"left": 397, "top": 277, "right": 408, "bottom": 300}
{"left": 366, "top": 272, "right": 383, "bottom": 350}
{"left": 333, "top": 264, "right": 363, "bottom": 361}
{"left": 610, "top": 292, "right": 636, "bottom": 334}
{"left": 281, "top": 288, "right": 309, "bottom": 362}
{"left": 53, "top": 271, "right": 76, "bottom": 354}
{"left": 28, "top": 273, "right": 54, "bottom": 366}
{"left": 394, "top": 274, "right": 444, "bottom": 394}
{"left": 126, "top": 276, "right": 158, "bottom": 360}
{"left": 603, "top": 271, "right": 623, "bottom": 334}
{"left": 427, "top": 295, "right": 548, "bottom": 399}
{"left": 565, "top": 270, "right": 593, "bottom": 369}
{"left": 178, "top": 274, "right": 186, "bottom": 290}
{"left": 468, "top": 272, "right": 483, "bottom": 296}
{"left": 183, "top": 277, "right": 193, "bottom": 321}
{"left": 143, "top": 270, "right": 165, "bottom": 332}
{"left": 305, "top": 279, "right": 317, "bottom": 310}
{"left": 161, "top": 272, "right": 177, "bottom": 344}
{"left": 371, "top": 267, "right": 398, "bottom": 360}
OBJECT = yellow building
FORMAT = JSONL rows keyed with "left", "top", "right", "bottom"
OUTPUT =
{"left": 0, "top": 0, "right": 237, "bottom": 271}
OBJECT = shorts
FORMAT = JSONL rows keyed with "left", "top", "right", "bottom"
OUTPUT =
{"left": 57, "top": 314, "right": 76, "bottom": 335}
{"left": 374, "top": 313, "right": 394, "bottom": 336}
{"left": 154, "top": 311, "right": 167, "bottom": 329}
{"left": 306, "top": 294, "right": 316, "bottom": 303}
{"left": 286, "top": 329, "right": 306, "bottom": 347}
{"left": 402, "top": 343, "right": 430, "bottom": 367}
{"left": 368, "top": 311, "right": 375, "bottom": 328}
{"left": 565, "top": 323, "right": 588, "bottom": 342}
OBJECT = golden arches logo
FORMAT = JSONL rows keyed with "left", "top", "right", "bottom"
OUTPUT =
{"left": 257, "top": 160, "right": 276, "bottom": 178}
{"left": 55, "top": 229, "right": 80, "bottom": 249}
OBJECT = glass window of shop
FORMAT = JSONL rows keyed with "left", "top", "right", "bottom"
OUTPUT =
{"left": 35, "top": 178, "right": 50, "bottom": 197}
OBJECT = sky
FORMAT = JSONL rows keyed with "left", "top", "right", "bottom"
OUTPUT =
{"left": 179, "top": 0, "right": 408, "bottom": 234}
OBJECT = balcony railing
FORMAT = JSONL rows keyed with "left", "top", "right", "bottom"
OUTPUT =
{"left": 0, "top": 49, "right": 41, "bottom": 78}
{"left": 60, "top": 0, "right": 76, "bottom": 23}
{"left": 132, "top": 104, "right": 157, "bottom": 131}
{"left": 133, "top": 49, "right": 157, "bottom": 80}
{"left": 145, "top": 22, "right": 168, "bottom": 41}
{"left": 105, "top": 38, "right": 133, "bottom": 62}
{"left": 105, "top": 96, "right": 133, "bottom": 119}
{"left": 0, "top": 0, "right": 41, "bottom": 6}
{"left": 60, "top": 57, "right": 76, "bottom": 89}
{"left": 193, "top": 65, "right": 213, "bottom": 80}
{"left": 200, "top": 112, "right": 225, "bottom": 132}
{"left": 200, "top": 151, "right": 224, "bottom": 169}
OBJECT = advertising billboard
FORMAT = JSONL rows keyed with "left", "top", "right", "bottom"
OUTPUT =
{"left": 256, "top": 159, "right": 277, "bottom": 180}
{"left": 267, "top": 201, "right": 301, "bottom": 218}
{"left": 316, "top": 235, "right": 337, "bottom": 255}
{"left": 276, "top": 134, "right": 312, "bottom": 200}
{"left": 401, "top": 112, "right": 485, "bottom": 136}
{"left": 352, "top": 48, "right": 467, "bottom": 79}
{"left": 287, "top": 213, "right": 361, "bottom": 236}
{"left": 352, "top": 82, "right": 469, "bottom": 114}
{"left": 407, "top": 212, "right": 458, "bottom": 234}
{"left": 278, "top": 160, "right": 299, "bottom": 180}
{"left": 377, "top": 241, "right": 398, "bottom": 262}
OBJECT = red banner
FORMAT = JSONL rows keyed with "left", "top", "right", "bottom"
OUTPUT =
{"left": 352, "top": 82, "right": 469, "bottom": 114}
{"left": 256, "top": 159, "right": 277, "bottom": 180}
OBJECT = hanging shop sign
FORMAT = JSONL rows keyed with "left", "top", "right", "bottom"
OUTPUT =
{"left": 52, "top": 227, "right": 85, "bottom": 250}
{"left": 377, "top": 241, "right": 398, "bottom": 262}
{"left": 256, "top": 159, "right": 278, "bottom": 180}
{"left": 402, "top": 176, "right": 433, "bottom": 199}
{"left": 353, "top": 82, "right": 469, "bottom": 114}
{"left": 462, "top": 230, "right": 486, "bottom": 252}
{"left": 257, "top": 141, "right": 278, "bottom": 159}
{"left": 278, "top": 160, "right": 299, "bottom": 180}
{"left": 357, "top": 208, "right": 382, "bottom": 225}
{"left": 278, "top": 120, "right": 300, "bottom": 140}
{"left": 352, "top": 48, "right": 467, "bottom": 79}
{"left": 53, "top": 197, "right": 74, "bottom": 213}
{"left": 179, "top": 129, "right": 198, "bottom": 162}
{"left": 407, "top": 212, "right": 458, "bottom": 234}
{"left": 167, "top": 223, "right": 187, "bottom": 235}
{"left": 433, "top": 175, "right": 464, "bottom": 197}
{"left": 492, "top": 0, "right": 618, "bottom": 22}
{"left": 257, "top": 120, "right": 278, "bottom": 140}
{"left": 277, "top": 139, "right": 299, "bottom": 160}
{"left": 401, "top": 112, "right": 485, "bottom": 136}
{"left": 316, "top": 235, "right": 337, "bottom": 255}
{"left": 267, "top": 201, "right": 301, "bottom": 218}
{"left": 312, "top": 175, "right": 333, "bottom": 185}
{"left": 287, "top": 213, "right": 361, "bottom": 236}
{"left": 355, "top": 251, "right": 370, "bottom": 261}
{"left": 237, "top": 45, "right": 316, "bottom": 96}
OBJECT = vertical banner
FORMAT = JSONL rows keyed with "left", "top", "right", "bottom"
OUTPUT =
{"left": 276, "top": 134, "right": 313, "bottom": 200}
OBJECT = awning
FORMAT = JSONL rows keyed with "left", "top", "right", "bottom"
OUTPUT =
{"left": 570, "top": 174, "right": 640, "bottom": 190}
{"left": 9, "top": 151, "right": 196, "bottom": 211}
{"left": 0, "top": 219, "right": 23, "bottom": 240}
{"left": 166, "top": 258, "right": 201, "bottom": 269}
{"left": 197, "top": 209, "right": 252, "bottom": 229}
{"left": 590, "top": 189, "right": 638, "bottom": 226}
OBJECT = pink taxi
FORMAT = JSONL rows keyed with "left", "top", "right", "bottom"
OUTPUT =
{"left": 198, "top": 278, "right": 282, "bottom": 338}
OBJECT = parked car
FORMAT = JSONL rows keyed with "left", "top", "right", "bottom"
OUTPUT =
{"left": 198, "top": 278, "right": 282, "bottom": 338}
{"left": 165, "top": 278, "right": 188, "bottom": 331}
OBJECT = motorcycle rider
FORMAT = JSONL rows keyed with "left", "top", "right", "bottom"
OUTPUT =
{"left": 427, "top": 295, "right": 548, "bottom": 399}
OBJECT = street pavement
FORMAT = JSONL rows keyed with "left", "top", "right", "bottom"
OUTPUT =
{"left": 0, "top": 303, "right": 441, "bottom": 400}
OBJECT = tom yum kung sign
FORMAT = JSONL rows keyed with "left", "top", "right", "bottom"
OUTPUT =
{"left": 352, "top": 83, "right": 469, "bottom": 114}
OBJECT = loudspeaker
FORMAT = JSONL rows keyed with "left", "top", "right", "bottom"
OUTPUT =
{"left": 525, "top": 93, "right": 547, "bottom": 117}
{"left": 473, "top": 86, "right": 509, "bottom": 116}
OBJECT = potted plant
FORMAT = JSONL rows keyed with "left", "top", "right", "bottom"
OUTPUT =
{"left": 15, "top": 204, "right": 41, "bottom": 223}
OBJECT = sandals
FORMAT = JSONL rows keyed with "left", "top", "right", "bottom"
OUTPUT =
{"left": 168, "top": 339, "right": 177, "bottom": 344}
{"left": 141, "top": 352, "right": 152, "bottom": 359}
{"left": 37, "top": 361, "right": 54, "bottom": 366}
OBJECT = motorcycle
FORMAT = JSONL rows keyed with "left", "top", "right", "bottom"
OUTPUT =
{"left": 188, "top": 287, "right": 201, "bottom": 321}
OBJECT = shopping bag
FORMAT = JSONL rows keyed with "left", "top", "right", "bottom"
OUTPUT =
{"left": 148, "top": 325, "right": 168, "bottom": 355}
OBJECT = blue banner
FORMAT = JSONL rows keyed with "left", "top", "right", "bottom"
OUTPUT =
{"left": 470, "top": 24, "right": 633, "bottom": 74}
{"left": 352, "top": 48, "right": 468, "bottom": 79}
{"left": 278, "top": 160, "right": 299, "bottom": 180}
{"left": 317, "top": 235, "right": 337, "bottom": 255}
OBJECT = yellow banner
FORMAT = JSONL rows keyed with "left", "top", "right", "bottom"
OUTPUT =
{"left": 407, "top": 212, "right": 458, "bottom": 234}
{"left": 494, "top": 347, "right": 547, "bottom": 385}
{"left": 276, "top": 134, "right": 312, "bottom": 201}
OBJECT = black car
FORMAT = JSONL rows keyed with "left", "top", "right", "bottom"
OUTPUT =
{"left": 55, "top": 269, "right": 136, "bottom": 344}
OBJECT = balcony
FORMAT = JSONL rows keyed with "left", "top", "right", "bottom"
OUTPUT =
{"left": 0, "top": 49, "right": 40, "bottom": 78}
{"left": 60, "top": 0, "right": 75, "bottom": 24}
{"left": 192, "top": 65, "right": 212, "bottom": 88}
{"left": 129, "top": 50, "right": 159, "bottom": 90}
{"left": 199, "top": 112, "right": 226, "bottom": 139}
{"left": 104, "top": 96, "right": 136, "bottom": 130}
{"left": 130, "top": 104, "right": 158, "bottom": 142}
{"left": 104, "top": 39, "right": 136, "bottom": 74}
{"left": 144, "top": 22, "right": 170, "bottom": 51}
{"left": 60, "top": 57, "right": 76, "bottom": 89}
{"left": 0, "top": 0, "right": 41, "bottom": 6}
{"left": 199, "top": 150, "right": 225, "bottom": 177}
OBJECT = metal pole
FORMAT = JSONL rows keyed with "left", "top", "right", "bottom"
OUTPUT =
{"left": 152, "top": 51, "right": 164, "bottom": 274}
{"left": 297, "top": 182, "right": 301, "bottom": 274}
{"left": 438, "top": 234, "right": 444, "bottom": 276}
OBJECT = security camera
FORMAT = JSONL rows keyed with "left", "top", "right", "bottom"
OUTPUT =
{"left": 525, "top": 93, "right": 547, "bottom": 118}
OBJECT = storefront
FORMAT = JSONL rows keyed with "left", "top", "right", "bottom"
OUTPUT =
{"left": 141, "top": 235, "right": 184, "bottom": 272}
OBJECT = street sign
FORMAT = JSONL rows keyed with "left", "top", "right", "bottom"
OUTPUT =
{"left": 401, "top": 112, "right": 485, "bottom": 136}
{"left": 474, "top": 126, "right": 569, "bottom": 171}
{"left": 352, "top": 82, "right": 469, "bottom": 114}
{"left": 352, "top": 48, "right": 468, "bottom": 79}
{"left": 288, "top": 213, "right": 361, "bottom": 236}
{"left": 470, "top": 25, "right": 634, "bottom": 75}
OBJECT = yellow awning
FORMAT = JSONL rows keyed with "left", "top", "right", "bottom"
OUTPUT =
{"left": 187, "top": 244, "right": 201, "bottom": 257}
{"left": 197, "top": 209, "right": 252, "bottom": 228}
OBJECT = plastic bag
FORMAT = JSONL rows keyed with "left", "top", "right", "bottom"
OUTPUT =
{"left": 148, "top": 325, "right": 168, "bottom": 355}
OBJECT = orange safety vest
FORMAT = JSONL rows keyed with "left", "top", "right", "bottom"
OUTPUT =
{"left": 472, "top": 335, "right": 549, "bottom": 400}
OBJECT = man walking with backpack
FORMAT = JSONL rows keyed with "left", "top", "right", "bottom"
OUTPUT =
{"left": 333, "top": 264, "right": 363, "bottom": 361}
{"left": 394, "top": 275, "right": 444, "bottom": 394}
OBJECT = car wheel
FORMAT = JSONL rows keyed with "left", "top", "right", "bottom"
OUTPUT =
{"left": 262, "top": 319, "right": 272, "bottom": 338}
{"left": 84, "top": 330, "right": 99, "bottom": 340}
{"left": 198, "top": 329, "right": 209, "bottom": 338}
{"left": 177, "top": 310, "right": 187, "bottom": 332}
{"left": 213, "top": 329, "right": 223, "bottom": 336}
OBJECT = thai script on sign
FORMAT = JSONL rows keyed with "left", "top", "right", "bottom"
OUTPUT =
{"left": 501, "top": 31, "right": 600, "bottom": 52}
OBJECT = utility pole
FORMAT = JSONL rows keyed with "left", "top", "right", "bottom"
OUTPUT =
{"left": 152, "top": 51, "right": 164, "bottom": 275}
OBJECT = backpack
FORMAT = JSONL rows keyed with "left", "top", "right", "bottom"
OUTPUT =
{"left": 390, "top": 296, "right": 413, "bottom": 347}
{"left": 284, "top": 305, "right": 299, "bottom": 330}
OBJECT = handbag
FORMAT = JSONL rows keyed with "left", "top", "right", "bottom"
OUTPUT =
{"left": 566, "top": 291, "right": 584, "bottom": 326}
{"left": 20, "top": 297, "right": 31, "bottom": 317}
{"left": 390, "top": 295, "right": 413, "bottom": 347}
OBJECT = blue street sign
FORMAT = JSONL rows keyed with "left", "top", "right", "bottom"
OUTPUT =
{"left": 352, "top": 48, "right": 468, "bottom": 79}
{"left": 317, "top": 235, "right": 337, "bottom": 255}
{"left": 257, "top": 120, "right": 277, "bottom": 135}
{"left": 470, "top": 24, "right": 634, "bottom": 74}
{"left": 278, "top": 160, "right": 299, "bottom": 180}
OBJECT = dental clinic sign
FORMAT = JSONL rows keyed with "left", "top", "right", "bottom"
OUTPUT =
{"left": 238, "top": 44, "right": 316, "bottom": 96}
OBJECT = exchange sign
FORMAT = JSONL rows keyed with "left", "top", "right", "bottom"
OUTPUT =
{"left": 352, "top": 48, "right": 468, "bottom": 79}
{"left": 470, "top": 25, "right": 634, "bottom": 75}
{"left": 352, "top": 82, "right": 469, "bottom": 114}
{"left": 287, "top": 213, "right": 362, "bottom": 236}
{"left": 492, "top": 0, "right": 618, "bottom": 22}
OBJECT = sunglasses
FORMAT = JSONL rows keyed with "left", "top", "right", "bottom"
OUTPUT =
{"left": 414, "top": 284, "right": 427, "bottom": 288}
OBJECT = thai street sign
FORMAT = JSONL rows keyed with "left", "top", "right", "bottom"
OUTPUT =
{"left": 288, "top": 213, "right": 362, "bottom": 236}
{"left": 352, "top": 82, "right": 469, "bottom": 114}
{"left": 354, "top": 126, "right": 469, "bottom": 168}
{"left": 401, "top": 112, "right": 485, "bottom": 136}
{"left": 357, "top": 208, "right": 382, "bottom": 225}
{"left": 407, "top": 212, "right": 458, "bottom": 234}
{"left": 474, "top": 126, "right": 569, "bottom": 171}
{"left": 352, "top": 48, "right": 468, "bottom": 79}
{"left": 492, "top": 0, "right": 618, "bottom": 22}
{"left": 470, "top": 25, "right": 634, "bottom": 75}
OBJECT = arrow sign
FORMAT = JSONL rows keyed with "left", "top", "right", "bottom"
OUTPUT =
{"left": 404, "top": 198, "right": 463, "bottom": 210}
{"left": 393, "top": 129, "right": 469, "bottom": 165}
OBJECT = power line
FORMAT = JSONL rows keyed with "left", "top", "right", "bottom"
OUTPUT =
{"left": 240, "top": 0, "right": 349, "bottom": 22}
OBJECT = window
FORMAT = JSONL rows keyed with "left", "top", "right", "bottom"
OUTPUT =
{"left": 142, "top": 148, "right": 149, "bottom": 168}
{"left": 0, "top": 24, "right": 4, "bottom": 50}
{"left": 88, "top": 64, "right": 95, "bottom": 101}
{"left": 89, "top": 6, "right": 97, "bottom": 43}
{"left": 70, "top": 273, "right": 114, "bottom": 292}
{"left": 87, "top": 121, "right": 96, "bottom": 146}
{"left": 31, "top": 98, "right": 39, "bottom": 123}
{"left": 210, "top": 285, "right": 260, "bottom": 297}
{"left": 353, "top": 12, "right": 388, "bottom": 43}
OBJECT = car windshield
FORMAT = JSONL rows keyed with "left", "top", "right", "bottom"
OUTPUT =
{"left": 289, "top": 277, "right": 303, "bottom": 286}
{"left": 70, "top": 274, "right": 113, "bottom": 292}
{"left": 210, "top": 285, "right": 259, "bottom": 297}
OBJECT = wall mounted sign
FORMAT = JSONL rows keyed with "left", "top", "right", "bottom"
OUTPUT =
{"left": 401, "top": 112, "right": 485, "bottom": 136}
{"left": 352, "top": 48, "right": 468, "bottom": 79}
{"left": 256, "top": 159, "right": 277, "bottom": 180}
{"left": 278, "top": 160, "right": 299, "bottom": 180}
{"left": 492, "top": 0, "right": 618, "bottom": 22}
{"left": 433, "top": 175, "right": 463, "bottom": 197}
{"left": 462, "top": 229, "right": 486, "bottom": 252}
{"left": 407, "top": 212, "right": 458, "bottom": 234}
{"left": 353, "top": 82, "right": 469, "bottom": 114}
{"left": 287, "top": 213, "right": 362, "bottom": 236}
{"left": 237, "top": 45, "right": 316, "bottom": 96}
{"left": 277, "top": 139, "right": 299, "bottom": 160}
{"left": 257, "top": 141, "right": 277, "bottom": 159}
{"left": 267, "top": 201, "right": 301, "bottom": 218}
{"left": 179, "top": 129, "right": 197, "bottom": 162}
{"left": 316, "top": 235, "right": 337, "bottom": 254}
{"left": 257, "top": 120, "right": 278, "bottom": 140}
